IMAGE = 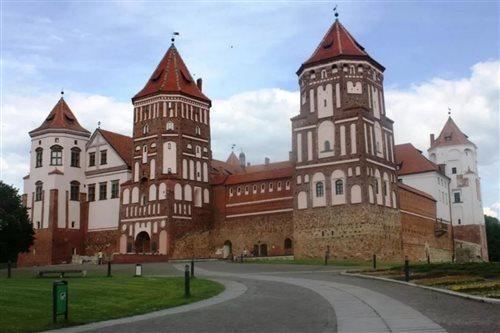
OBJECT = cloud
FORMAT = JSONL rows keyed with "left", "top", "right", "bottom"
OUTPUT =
{"left": 484, "top": 203, "right": 500, "bottom": 218}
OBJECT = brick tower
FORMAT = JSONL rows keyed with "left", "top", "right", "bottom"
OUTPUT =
{"left": 118, "top": 41, "right": 213, "bottom": 258}
{"left": 291, "top": 18, "right": 402, "bottom": 260}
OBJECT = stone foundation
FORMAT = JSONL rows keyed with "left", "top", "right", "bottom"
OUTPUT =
{"left": 293, "top": 204, "right": 402, "bottom": 261}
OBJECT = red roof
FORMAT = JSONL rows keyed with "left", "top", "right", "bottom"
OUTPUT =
{"left": 133, "top": 44, "right": 210, "bottom": 104}
{"left": 298, "top": 19, "right": 383, "bottom": 74}
{"left": 430, "top": 117, "right": 475, "bottom": 149}
{"left": 395, "top": 143, "right": 440, "bottom": 176}
{"left": 30, "top": 98, "right": 90, "bottom": 137}
{"left": 98, "top": 129, "right": 133, "bottom": 168}
{"left": 224, "top": 161, "right": 294, "bottom": 185}
{"left": 226, "top": 152, "right": 240, "bottom": 166}
{"left": 398, "top": 183, "right": 436, "bottom": 202}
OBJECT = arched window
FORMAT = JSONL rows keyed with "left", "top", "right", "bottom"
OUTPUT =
{"left": 315, "top": 182, "right": 324, "bottom": 197}
{"left": 324, "top": 141, "right": 331, "bottom": 152}
{"left": 166, "top": 121, "right": 174, "bottom": 131}
{"left": 70, "top": 181, "right": 80, "bottom": 201}
{"left": 142, "top": 124, "right": 149, "bottom": 134}
{"left": 50, "top": 145, "right": 63, "bottom": 166}
{"left": 70, "top": 147, "right": 81, "bottom": 167}
{"left": 335, "top": 179, "right": 343, "bottom": 195}
{"left": 195, "top": 126, "right": 201, "bottom": 135}
{"left": 35, "top": 148, "right": 43, "bottom": 168}
{"left": 35, "top": 181, "right": 43, "bottom": 201}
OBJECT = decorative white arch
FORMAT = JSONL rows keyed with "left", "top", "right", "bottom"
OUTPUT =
{"left": 131, "top": 187, "right": 139, "bottom": 203}
{"left": 122, "top": 188, "right": 130, "bottom": 204}
{"left": 312, "top": 172, "right": 326, "bottom": 207}
{"left": 159, "top": 183, "right": 167, "bottom": 200}
{"left": 298, "top": 191, "right": 308, "bottom": 209}
{"left": 149, "top": 184, "right": 157, "bottom": 201}
{"left": 350, "top": 184, "right": 362, "bottom": 204}
{"left": 174, "top": 183, "right": 182, "bottom": 200}
{"left": 331, "top": 169, "right": 346, "bottom": 205}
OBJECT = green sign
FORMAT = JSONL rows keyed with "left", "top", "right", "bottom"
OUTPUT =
{"left": 53, "top": 281, "right": 68, "bottom": 322}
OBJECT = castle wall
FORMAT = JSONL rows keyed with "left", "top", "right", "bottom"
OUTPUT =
{"left": 293, "top": 203, "right": 402, "bottom": 261}
{"left": 454, "top": 224, "right": 489, "bottom": 261}
{"left": 399, "top": 185, "right": 453, "bottom": 262}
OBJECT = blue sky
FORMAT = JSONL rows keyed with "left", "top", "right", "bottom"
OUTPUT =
{"left": 1, "top": 1, "right": 499, "bottom": 215}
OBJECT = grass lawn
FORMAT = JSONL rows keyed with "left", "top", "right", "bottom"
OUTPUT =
{"left": 240, "top": 257, "right": 397, "bottom": 268}
{"left": 0, "top": 276, "right": 223, "bottom": 333}
{"left": 359, "top": 262, "right": 500, "bottom": 299}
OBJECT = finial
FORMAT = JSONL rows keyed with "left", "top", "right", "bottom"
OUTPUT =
{"left": 333, "top": 4, "right": 339, "bottom": 19}
{"left": 171, "top": 31, "right": 180, "bottom": 44}
{"left": 231, "top": 144, "right": 236, "bottom": 151}
{"left": 448, "top": 107, "right": 451, "bottom": 116}
{"left": 61, "top": 89, "right": 64, "bottom": 98}
{"left": 97, "top": 121, "right": 101, "bottom": 128}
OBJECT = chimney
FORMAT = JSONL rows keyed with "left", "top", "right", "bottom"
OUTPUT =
{"left": 196, "top": 78, "right": 203, "bottom": 91}
{"left": 430, "top": 134, "right": 435, "bottom": 145}
{"left": 264, "top": 157, "right": 270, "bottom": 165}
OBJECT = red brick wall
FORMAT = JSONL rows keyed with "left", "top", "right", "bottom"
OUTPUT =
{"left": 17, "top": 229, "right": 53, "bottom": 267}
{"left": 454, "top": 224, "right": 488, "bottom": 261}
{"left": 399, "top": 186, "right": 453, "bottom": 262}
{"left": 85, "top": 230, "right": 120, "bottom": 257}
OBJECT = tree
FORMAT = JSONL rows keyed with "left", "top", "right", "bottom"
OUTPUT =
{"left": 0, "top": 181, "right": 34, "bottom": 263}
{"left": 485, "top": 215, "right": 500, "bottom": 262}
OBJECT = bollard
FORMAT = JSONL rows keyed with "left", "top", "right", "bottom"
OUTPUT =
{"left": 404, "top": 256, "right": 410, "bottom": 282}
{"left": 372, "top": 254, "right": 377, "bottom": 270}
{"left": 107, "top": 261, "right": 112, "bottom": 277}
{"left": 184, "top": 264, "right": 190, "bottom": 297}
{"left": 7, "top": 260, "right": 12, "bottom": 279}
{"left": 190, "top": 258, "right": 194, "bottom": 278}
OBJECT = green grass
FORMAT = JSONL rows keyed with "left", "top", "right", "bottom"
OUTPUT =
{"left": 0, "top": 276, "right": 223, "bottom": 333}
{"left": 389, "top": 262, "right": 500, "bottom": 279}
{"left": 240, "top": 257, "right": 396, "bottom": 268}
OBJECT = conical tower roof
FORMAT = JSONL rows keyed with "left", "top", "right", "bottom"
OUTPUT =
{"left": 29, "top": 97, "right": 90, "bottom": 137}
{"left": 430, "top": 117, "right": 475, "bottom": 149}
{"left": 133, "top": 44, "right": 210, "bottom": 104}
{"left": 298, "top": 19, "right": 383, "bottom": 74}
{"left": 226, "top": 151, "right": 240, "bottom": 166}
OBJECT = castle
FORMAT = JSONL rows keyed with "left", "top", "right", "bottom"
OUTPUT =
{"left": 18, "top": 18, "right": 488, "bottom": 266}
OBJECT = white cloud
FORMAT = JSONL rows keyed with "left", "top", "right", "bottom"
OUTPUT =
{"left": 484, "top": 203, "right": 500, "bottom": 218}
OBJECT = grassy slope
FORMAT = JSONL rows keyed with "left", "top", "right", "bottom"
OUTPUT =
{"left": 0, "top": 276, "right": 223, "bottom": 333}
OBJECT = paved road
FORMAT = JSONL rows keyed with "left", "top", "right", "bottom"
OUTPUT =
{"left": 57, "top": 261, "right": 500, "bottom": 333}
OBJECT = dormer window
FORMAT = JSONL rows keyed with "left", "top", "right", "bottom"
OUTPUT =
{"left": 50, "top": 145, "right": 63, "bottom": 166}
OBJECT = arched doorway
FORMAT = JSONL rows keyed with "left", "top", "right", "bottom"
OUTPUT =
{"left": 284, "top": 238, "right": 293, "bottom": 255}
{"left": 135, "top": 231, "right": 151, "bottom": 253}
{"left": 259, "top": 243, "right": 268, "bottom": 257}
{"left": 222, "top": 240, "right": 232, "bottom": 259}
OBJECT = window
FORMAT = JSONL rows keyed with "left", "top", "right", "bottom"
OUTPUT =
{"left": 253, "top": 185, "right": 257, "bottom": 193}
{"left": 245, "top": 186, "right": 249, "bottom": 194}
{"left": 71, "top": 221, "right": 76, "bottom": 228}
{"left": 452, "top": 167, "right": 457, "bottom": 174}
{"left": 324, "top": 141, "right": 331, "bottom": 152}
{"left": 458, "top": 219, "right": 461, "bottom": 225}
{"left": 70, "top": 181, "right": 80, "bottom": 201}
{"left": 88, "top": 184, "right": 96, "bottom": 202}
{"left": 453, "top": 192, "right": 461, "bottom": 203}
{"left": 142, "top": 124, "right": 149, "bottom": 135}
{"left": 166, "top": 121, "right": 174, "bottom": 131}
{"left": 111, "top": 180, "right": 119, "bottom": 199}
{"left": 277, "top": 181, "right": 282, "bottom": 191}
{"left": 261, "top": 184, "right": 265, "bottom": 193}
{"left": 269, "top": 182, "right": 273, "bottom": 191}
{"left": 195, "top": 126, "right": 201, "bottom": 135}
{"left": 35, "top": 148, "right": 43, "bottom": 168}
{"left": 237, "top": 187, "right": 241, "bottom": 195}
{"left": 286, "top": 180, "right": 291, "bottom": 190}
{"left": 229, "top": 188, "right": 233, "bottom": 197}
{"left": 35, "top": 181, "right": 43, "bottom": 201}
{"left": 100, "top": 150, "right": 107, "bottom": 165}
{"left": 382, "top": 182, "right": 387, "bottom": 196}
{"left": 335, "top": 179, "right": 343, "bottom": 195}
{"left": 99, "top": 182, "right": 107, "bottom": 200}
{"left": 315, "top": 182, "right": 324, "bottom": 197}
{"left": 50, "top": 145, "right": 63, "bottom": 166}
{"left": 89, "top": 152, "right": 96, "bottom": 166}
{"left": 71, "top": 147, "right": 81, "bottom": 167}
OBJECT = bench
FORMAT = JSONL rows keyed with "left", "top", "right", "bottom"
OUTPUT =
{"left": 36, "top": 269, "right": 87, "bottom": 278}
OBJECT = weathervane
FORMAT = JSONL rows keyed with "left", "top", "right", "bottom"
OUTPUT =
{"left": 448, "top": 107, "right": 451, "bottom": 116}
{"left": 61, "top": 89, "right": 64, "bottom": 98}
{"left": 231, "top": 144, "right": 236, "bottom": 151}
{"left": 98, "top": 121, "right": 101, "bottom": 129}
{"left": 171, "top": 31, "right": 180, "bottom": 44}
{"left": 333, "top": 4, "right": 339, "bottom": 19}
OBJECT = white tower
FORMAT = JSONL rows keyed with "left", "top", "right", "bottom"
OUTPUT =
{"left": 428, "top": 116, "right": 488, "bottom": 260}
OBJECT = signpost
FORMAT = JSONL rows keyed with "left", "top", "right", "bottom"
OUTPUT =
{"left": 52, "top": 281, "right": 68, "bottom": 323}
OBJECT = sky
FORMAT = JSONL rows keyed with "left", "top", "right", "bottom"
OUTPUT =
{"left": 1, "top": 1, "right": 499, "bottom": 216}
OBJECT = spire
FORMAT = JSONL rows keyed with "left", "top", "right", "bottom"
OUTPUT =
{"left": 226, "top": 151, "right": 240, "bottom": 166}
{"left": 29, "top": 97, "right": 90, "bottom": 137}
{"left": 133, "top": 44, "right": 210, "bottom": 104}
{"left": 297, "top": 19, "right": 383, "bottom": 74}
{"left": 430, "top": 116, "right": 475, "bottom": 149}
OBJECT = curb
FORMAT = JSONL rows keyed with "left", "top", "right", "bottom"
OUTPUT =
{"left": 341, "top": 271, "right": 500, "bottom": 305}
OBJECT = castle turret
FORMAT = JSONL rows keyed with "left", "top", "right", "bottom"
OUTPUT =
{"left": 118, "top": 41, "right": 212, "bottom": 256}
{"left": 428, "top": 116, "right": 488, "bottom": 260}
{"left": 291, "top": 18, "right": 401, "bottom": 261}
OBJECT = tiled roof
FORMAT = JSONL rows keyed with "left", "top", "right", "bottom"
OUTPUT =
{"left": 98, "top": 129, "right": 133, "bottom": 168}
{"left": 29, "top": 98, "right": 90, "bottom": 136}
{"left": 133, "top": 44, "right": 210, "bottom": 104}
{"left": 430, "top": 117, "right": 475, "bottom": 149}
{"left": 398, "top": 182, "right": 436, "bottom": 202}
{"left": 395, "top": 143, "right": 439, "bottom": 176}
{"left": 226, "top": 151, "right": 240, "bottom": 166}
{"left": 224, "top": 161, "right": 294, "bottom": 185}
{"left": 298, "top": 19, "right": 383, "bottom": 73}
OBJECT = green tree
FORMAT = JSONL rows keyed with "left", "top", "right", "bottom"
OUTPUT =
{"left": 485, "top": 215, "right": 500, "bottom": 262}
{"left": 0, "top": 181, "right": 34, "bottom": 263}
